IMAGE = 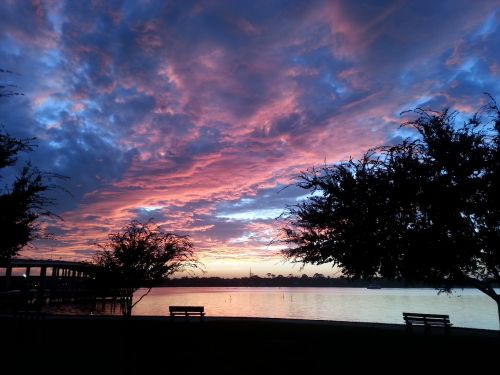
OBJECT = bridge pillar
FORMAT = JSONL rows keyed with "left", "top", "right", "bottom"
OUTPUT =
{"left": 69, "top": 269, "right": 76, "bottom": 294}
{"left": 39, "top": 266, "right": 47, "bottom": 301}
{"left": 50, "top": 267, "right": 57, "bottom": 294}
{"left": 25, "top": 266, "right": 31, "bottom": 288}
{"left": 4, "top": 267, "right": 12, "bottom": 291}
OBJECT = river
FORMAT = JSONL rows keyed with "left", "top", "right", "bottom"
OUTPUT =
{"left": 128, "top": 287, "right": 499, "bottom": 330}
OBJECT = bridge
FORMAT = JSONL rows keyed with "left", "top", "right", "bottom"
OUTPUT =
{"left": 0, "top": 258, "right": 97, "bottom": 311}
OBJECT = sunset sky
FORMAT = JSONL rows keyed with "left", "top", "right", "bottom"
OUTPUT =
{"left": 0, "top": 0, "right": 499, "bottom": 277}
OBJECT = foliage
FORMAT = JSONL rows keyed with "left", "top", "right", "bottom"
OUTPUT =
{"left": 0, "top": 158, "right": 58, "bottom": 261}
{"left": 282, "top": 97, "right": 500, "bottom": 321}
{"left": 0, "top": 71, "right": 63, "bottom": 261}
{"left": 93, "top": 220, "right": 199, "bottom": 316}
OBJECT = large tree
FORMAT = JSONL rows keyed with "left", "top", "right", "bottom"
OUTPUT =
{"left": 282, "top": 98, "right": 500, "bottom": 324}
{"left": 94, "top": 220, "right": 200, "bottom": 317}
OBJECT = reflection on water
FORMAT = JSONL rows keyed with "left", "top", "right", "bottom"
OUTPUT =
{"left": 131, "top": 287, "right": 499, "bottom": 330}
{"left": 45, "top": 287, "right": 499, "bottom": 330}
{"left": 47, "top": 300, "right": 122, "bottom": 316}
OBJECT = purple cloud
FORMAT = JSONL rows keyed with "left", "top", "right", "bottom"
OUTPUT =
{"left": 0, "top": 0, "right": 498, "bottom": 276}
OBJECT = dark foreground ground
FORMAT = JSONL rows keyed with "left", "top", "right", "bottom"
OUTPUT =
{"left": 0, "top": 315, "right": 498, "bottom": 373}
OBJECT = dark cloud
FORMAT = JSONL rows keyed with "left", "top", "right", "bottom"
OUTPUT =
{"left": 1, "top": 0, "right": 499, "bottom": 273}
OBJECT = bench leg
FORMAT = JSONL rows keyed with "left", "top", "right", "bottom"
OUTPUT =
{"left": 445, "top": 325, "right": 451, "bottom": 336}
{"left": 424, "top": 323, "right": 431, "bottom": 335}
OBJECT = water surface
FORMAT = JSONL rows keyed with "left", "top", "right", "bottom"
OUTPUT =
{"left": 131, "top": 287, "right": 500, "bottom": 330}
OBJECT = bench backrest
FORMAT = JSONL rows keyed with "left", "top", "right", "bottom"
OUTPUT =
{"left": 169, "top": 306, "right": 204, "bottom": 313}
{"left": 403, "top": 312, "right": 449, "bottom": 319}
{"left": 403, "top": 312, "right": 450, "bottom": 323}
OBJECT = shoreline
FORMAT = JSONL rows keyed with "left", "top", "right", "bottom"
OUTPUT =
{"left": 2, "top": 312, "right": 498, "bottom": 334}
{"left": 1, "top": 314, "right": 498, "bottom": 372}
{"left": 2, "top": 312, "right": 498, "bottom": 335}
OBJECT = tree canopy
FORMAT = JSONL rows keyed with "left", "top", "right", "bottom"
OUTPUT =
{"left": 94, "top": 220, "right": 200, "bottom": 316}
{"left": 282, "top": 97, "right": 500, "bottom": 322}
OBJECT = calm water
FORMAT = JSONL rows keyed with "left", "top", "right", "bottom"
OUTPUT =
{"left": 131, "top": 287, "right": 500, "bottom": 330}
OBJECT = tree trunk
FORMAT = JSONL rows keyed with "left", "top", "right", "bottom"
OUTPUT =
{"left": 124, "top": 295, "right": 132, "bottom": 318}
{"left": 465, "top": 276, "right": 500, "bottom": 331}
{"left": 120, "top": 291, "right": 133, "bottom": 318}
{"left": 487, "top": 292, "right": 500, "bottom": 331}
{"left": 496, "top": 297, "right": 500, "bottom": 331}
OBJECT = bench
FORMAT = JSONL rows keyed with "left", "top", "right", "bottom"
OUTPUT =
{"left": 403, "top": 312, "right": 452, "bottom": 334}
{"left": 169, "top": 306, "right": 205, "bottom": 322}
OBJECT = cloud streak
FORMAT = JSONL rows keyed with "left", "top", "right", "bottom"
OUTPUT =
{"left": 0, "top": 0, "right": 499, "bottom": 276}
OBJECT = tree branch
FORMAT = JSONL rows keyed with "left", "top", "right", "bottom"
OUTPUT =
{"left": 462, "top": 275, "right": 498, "bottom": 300}
{"left": 490, "top": 266, "right": 500, "bottom": 282}
{"left": 131, "top": 287, "right": 153, "bottom": 309}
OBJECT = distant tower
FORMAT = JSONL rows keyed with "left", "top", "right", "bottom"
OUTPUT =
{"left": 249, "top": 267, "right": 252, "bottom": 278}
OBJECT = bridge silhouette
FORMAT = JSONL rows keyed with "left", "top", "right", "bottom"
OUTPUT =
{"left": 0, "top": 258, "right": 104, "bottom": 312}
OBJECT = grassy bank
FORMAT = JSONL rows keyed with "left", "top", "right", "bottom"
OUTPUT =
{"left": 1, "top": 315, "right": 498, "bottom": 373}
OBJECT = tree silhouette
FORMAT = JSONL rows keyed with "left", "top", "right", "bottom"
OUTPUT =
{"left": 282, "top": 97, "right": 500, "bottom": 324}
{"left": 94, "top": 220, "right": 200, "bottom": 317}
{"left": 0, "top": 71, "right": 63, "bottom": 261}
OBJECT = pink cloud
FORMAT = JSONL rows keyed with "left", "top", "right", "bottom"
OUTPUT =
{"left": 3, "top": 0, "right": 498, "bottom": 277}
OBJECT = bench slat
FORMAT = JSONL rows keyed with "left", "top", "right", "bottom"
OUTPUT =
{"left": 404, "top": 320, "right": 450, "bottom": 326}
{"left": 170, "top": 312, "right": 205, "bottom": 315}
{"left": 403, "top": 312, "right": 449, "bottom": 318}
{"left": 403, "top": 317, "right": 450, "bottom": 322}
{"left": 169, "top": 306, "right": 205, "bottom": 321}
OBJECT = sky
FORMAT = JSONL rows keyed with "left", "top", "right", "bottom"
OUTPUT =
{"left": 0, "top": 0, "right": 499, "bottom": 277}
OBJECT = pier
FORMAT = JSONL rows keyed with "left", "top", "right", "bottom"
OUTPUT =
{"left": 0, "top": 258, "right": 97, "bottom": 311}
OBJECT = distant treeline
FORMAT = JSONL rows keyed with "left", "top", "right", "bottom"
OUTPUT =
{"left": 159, "top": 275, "right": 480, "bottom": 288}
